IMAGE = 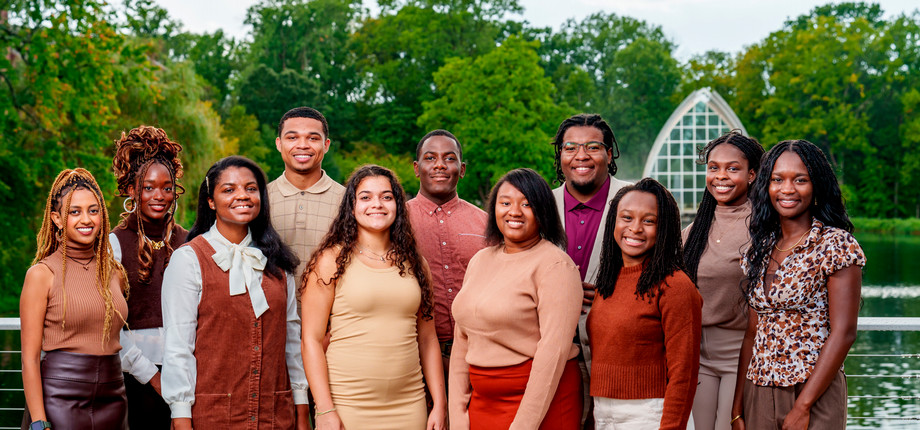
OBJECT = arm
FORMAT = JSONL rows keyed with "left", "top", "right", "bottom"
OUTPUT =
{"left": 419, "top": 313, "right": 447, "bottom": 430}
{"left": 447, "top": 323, "right": 471, "bottom": 430}
{"left": 509, "top": 261, "right": 582, "bottom": 430}
{"left": 160, "top": 247, "right": 202, "bottom": 430}
{"left": 283, "top": 272, "right": 311, "bottom": 430}
{"left": 20, "top": 264, "right": 53, "bottom": 424}
{"left": 659, "top": 278, "right": 703, "bottom": 430}
{"left": 119, "top": 330, "right": 160, "bottom": 386}
{"left": 301, "top": 250, "right": 344, "bottom": 430}
{"left": 781, "top": 264, "right": 861, "bottom": 430}
{"left": 731, "top": 307, "right": 759, "bottom": 430}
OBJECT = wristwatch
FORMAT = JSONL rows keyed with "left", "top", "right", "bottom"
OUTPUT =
{"left": 29, "top": 420, "right": 51, "bottom": 430}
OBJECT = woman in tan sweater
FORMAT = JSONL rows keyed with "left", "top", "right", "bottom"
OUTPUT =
{"left": 682, "top": 131, "right": 764, "bottom": 430}
{"left": 449, "top": 168, "right": 583, "bottom": 430}
{"left": 20, "top": 169, "right": 129, "bottom": 430}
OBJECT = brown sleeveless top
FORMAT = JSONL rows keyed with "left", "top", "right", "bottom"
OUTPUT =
{"left": 185, "top": 236, "right": 294, "bottom": 429}
{"left": 112, "top": 213, "right": 187, "bottom": 329}
{"left": 39, "top": 245, "right": 128, "bottom": 355}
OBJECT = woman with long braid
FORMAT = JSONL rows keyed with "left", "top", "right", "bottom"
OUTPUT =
{"left": 20, "top": 168, "right": 129, "bottom": 430}
{"left": 681, "top": 131, "right": 763, "bottom": 430}
{"left": 110, "top": 125, "right": 187, "bottom": 429}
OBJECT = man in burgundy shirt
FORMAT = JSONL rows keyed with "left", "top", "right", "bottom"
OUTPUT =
{"left": 407, "top": 129, "right": 488, "bottom": 377}
{"left": 551, "top": 114, "right": 631, "bottom": 428}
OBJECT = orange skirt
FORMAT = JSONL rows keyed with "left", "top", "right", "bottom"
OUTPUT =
{"left": 468, "top": 358, "right": 582, "bottom": 430}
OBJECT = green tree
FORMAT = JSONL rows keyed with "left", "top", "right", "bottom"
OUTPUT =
{"left": 675, "top": 50, "right": 736, "bottom": 104}
{"left": 418, "top": 36, "right": 570, "bottom": 202}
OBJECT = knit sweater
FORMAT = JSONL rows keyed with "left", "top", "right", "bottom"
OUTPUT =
{"left": 39, "top": 245, "right": 128, "bottom": 355}
{"left": 681, "top": 200, "right": 751, "bottom": 329}
{"left": 449, "top": 239, "right": 582, "bottom": 430}
{"left": 587, "top": 264, "right": 702, "bottom": 430}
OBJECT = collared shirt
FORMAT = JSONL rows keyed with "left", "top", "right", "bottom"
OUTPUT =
{"left": 407, "top": 194, "right": 488, "bottom": 342}
{"left": 267, "top": 170, "right": 345, "bottom": 280}
{"left": 741, "top": 219, "right": 866, "bottom": 387}
{"left": 563, "top": 176, "right": 611, "bottom": 281}
{"left": 160, "top": 226, "right": 309, "bottom": 418}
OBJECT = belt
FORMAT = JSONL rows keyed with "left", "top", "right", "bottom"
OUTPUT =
{"left": 439, "top": 340, "right": 453, "bottom": 357}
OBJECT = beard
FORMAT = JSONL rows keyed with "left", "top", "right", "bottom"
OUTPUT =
{"left": 569, "top": 177, "right": 603, "bottom": 197}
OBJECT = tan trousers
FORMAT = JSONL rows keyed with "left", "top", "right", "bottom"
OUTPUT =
{"left": 742, "top": 370, "right": 847, "bottom": 429}
{"left": 692, "top": 326, "right": 746, "bottom": 430}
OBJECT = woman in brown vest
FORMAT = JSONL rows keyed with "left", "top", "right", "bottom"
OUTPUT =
{"left": 110, "top": 125, "right": 188, "bottom": 429}
{"left": 20, "top": 168, "right": 129, "bottom": 430}
{"left": 161, "top": 156, "right": 309, "bottom": 429}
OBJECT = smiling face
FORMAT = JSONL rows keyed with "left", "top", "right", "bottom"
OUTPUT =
{"left": 560, "top": 125, "right": 612, "bottom": 202}
{"left": 208, "top": 166, "right": 261, "bottom": 232}
{"left": 52, "top": 188, "right": 103, "bottom": 248}
{"left": 706, "top": 144, "right": 754, "bottom": 206}
{"left": 354, "top": 175, "right": 398, "bottom": 234}
{"left": 494, "top": 182, "right": 541, "bottom": 252}
{"left": 769, "top": 150, "right": 813, "bottom": 221}
{"left": 414, "top": 135, "right": 465, "bottom": 205}
{"left": 275, "top": 117, "right": 330, "bottom": 176}
{"left": 132, "top": 162, "right": 176, "bottom": 223}
{"left": 613, "top": 190, "right": 659, "bottom": 267}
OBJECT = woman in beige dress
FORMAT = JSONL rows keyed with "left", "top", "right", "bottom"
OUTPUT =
{"left": 301, "top": 165, "right": 447, "bottom": 430}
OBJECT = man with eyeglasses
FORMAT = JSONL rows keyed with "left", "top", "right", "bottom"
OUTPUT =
{"left": 550, "top": 113, "right": 631, "bottom": 429}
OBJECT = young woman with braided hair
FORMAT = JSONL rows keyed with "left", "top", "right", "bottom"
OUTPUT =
{"left": 681, "top": 131, "right": 764, "bottom": 430}
{"left": 110, "top": 125, "right": 188, "bottom": 429}
{"left": 20, "top": 168, "right": 129, "bottom": 430}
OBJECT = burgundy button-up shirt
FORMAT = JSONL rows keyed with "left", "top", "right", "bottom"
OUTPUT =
{"left": 407, "top": 195, "right": 488, "bottom": 342}
{"left": 564, "top": 176, "right": 611, "bottom": 281}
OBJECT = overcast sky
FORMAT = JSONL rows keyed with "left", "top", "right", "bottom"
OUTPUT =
{"left": 155, "top": 0, "right": 919, "bottom": 60}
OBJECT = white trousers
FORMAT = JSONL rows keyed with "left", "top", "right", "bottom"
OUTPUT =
{"left": 594, "top": 397, "right": 664, "bottom": 430}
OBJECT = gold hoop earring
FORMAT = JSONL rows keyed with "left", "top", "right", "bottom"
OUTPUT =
{"left": 123, "top": 197, "right": 136, "bottom": 213}
{"left": 55, "top": 228, "right": 63, "bottom": 241}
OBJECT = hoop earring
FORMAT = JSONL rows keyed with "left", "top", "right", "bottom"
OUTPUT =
{"left": 123, "top": 197, "right": 136, "bottom": 213}
{"left": 55, "top": 228, "right": 63, "bottom": 241}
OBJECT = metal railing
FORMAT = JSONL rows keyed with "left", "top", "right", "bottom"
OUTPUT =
{"left": 0, "top": 317, "right": 917, "bottom": 428}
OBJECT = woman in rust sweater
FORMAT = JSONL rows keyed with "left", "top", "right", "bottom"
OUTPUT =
{"left": 588, "top": 178, "right": 702, "bottom": 429}
{"left": 449, "top": 168, "right": 583, "bottom": 430}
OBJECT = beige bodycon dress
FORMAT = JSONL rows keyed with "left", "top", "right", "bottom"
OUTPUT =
{"left": 325, "top": 258, "right": 426, "bottom": 429}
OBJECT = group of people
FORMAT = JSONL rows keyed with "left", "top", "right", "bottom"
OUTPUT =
{"left": 19, "top": 107, "right": 864, "bottom": 430}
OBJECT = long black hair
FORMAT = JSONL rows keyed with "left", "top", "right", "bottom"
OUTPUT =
{"left": 743, "top": 140, "right": 853, "bottom": 303}
{"left": 550, "top": 113, "right": 620, "bottom": 184}
{"left": 596, "top": 178, "right": 685, "bottom": 300}
{"left": 683, "top": 131, "right": 764, "bottom": 283}
{"left": 187, "top": 156, "right": 299, "bottom": 279}
{"left": 484, "top": 168, "right": 566, "bottom": 249}
{"left": 302, "top": 165, "right": 433, "bottom": 319}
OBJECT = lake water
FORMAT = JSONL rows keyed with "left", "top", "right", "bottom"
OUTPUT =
{"left": 0, "top": 233, "right": 917, "bottom": 427}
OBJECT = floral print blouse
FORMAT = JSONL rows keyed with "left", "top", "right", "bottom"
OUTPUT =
{"left": 741, "top": 219, "right": 866, "bottom": 387}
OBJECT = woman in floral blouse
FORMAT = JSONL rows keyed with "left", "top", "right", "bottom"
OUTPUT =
{"left": 730, "top": 140, "right": 865, "bottom": 430}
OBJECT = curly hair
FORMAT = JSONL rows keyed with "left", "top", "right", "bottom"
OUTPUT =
{"left": 34, "top": 168, "right": 128, "bottom": 348}
{"left": 112, "top": 125, "right": 185, "bottom": 284}
{"left": 595, "top": 178, "right": 686, "bottom": 300}
{"left": 301, "top": 165, "right": 434, "bottom": 320}
{"left": 550, "top": 113, "right": 620, "bottom": 184}
{"left": 743, "top": 140, "right": 853, "bottom": 304}
{"left": 683, "top": 131, "right": 764, "bottom": 283}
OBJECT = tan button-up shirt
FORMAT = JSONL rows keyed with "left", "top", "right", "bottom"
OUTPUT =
{"left": 267, "top": 171, "right": 345, "bottom": 281}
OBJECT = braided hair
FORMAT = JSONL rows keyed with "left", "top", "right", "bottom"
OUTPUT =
{"left": 742, "top": 140, "right": 853, "bottom": 304}
{"left": 112, "top": 125, "right": 184, "bottom": 284}
{"left": 595, "top": 178, "right": 685, "bottom": 300}
{"left": 550, "top": 113, "right": 620, "bottom": 184}
{"left": 682, "top": 131, "right": 764, "bottom": 283}
{"left": 34, "top": 168, "right": 128, "bottom": 347}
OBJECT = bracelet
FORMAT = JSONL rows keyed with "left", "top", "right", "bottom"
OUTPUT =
{"left": 316, "top": 407, "right": 337, "bottom": 417}
{"left": 730, "top": 415, "right": 742, "bottom": 425}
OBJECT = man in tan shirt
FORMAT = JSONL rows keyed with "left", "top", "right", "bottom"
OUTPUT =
{"left": 267, "top": 107, "right": 345, "bottom": 285}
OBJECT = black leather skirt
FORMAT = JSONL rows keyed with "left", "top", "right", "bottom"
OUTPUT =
{"left": 22, "top": 350, "right": 127, "bottom": 430}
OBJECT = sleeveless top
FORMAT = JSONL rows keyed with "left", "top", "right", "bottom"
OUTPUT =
{"left": 39, "top": 245, "right": 128, "bottom": 355}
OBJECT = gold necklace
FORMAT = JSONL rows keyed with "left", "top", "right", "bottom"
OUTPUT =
{"left": 714, "top": 214, "right": 743, "bottom": 244}
{"left": 143, "top": 235, "right": 165, "bottom": 250}
{"left": 356, "top": 244, "right": 389, "bottom": 262}
{"left": 774, "top": 229, "right": 810, "bottom": 252}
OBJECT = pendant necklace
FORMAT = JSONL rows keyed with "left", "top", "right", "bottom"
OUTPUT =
{"left": 356, "top": 244, "right": 389, "bottom": 262}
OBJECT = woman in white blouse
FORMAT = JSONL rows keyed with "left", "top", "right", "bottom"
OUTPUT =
{"left": 161, "top": 156, "right": 309, "bottom": 429}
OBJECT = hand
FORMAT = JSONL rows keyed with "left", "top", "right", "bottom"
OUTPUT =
{"left": 295, "top": 404, "right": 310, "bottom": 430}
{"left": 149, "top": 371, "right": 162, "bottom": 396}
{"left": 426, "top": 403, "right": 447, "bottom": 430}
{"left": 171, "top": 418, "right": 192, "bottom": 430}
{"left": 315, "top": 410, "right": 345, "bottom": 430}
{"left": 582, "top": 282, "right": 596, "bottom": 310}
{"left": 730, "top": 417, "right": 745, "bottom": 430}
{"left": 782, "top": 404, "right": 810, "bottom": 430}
